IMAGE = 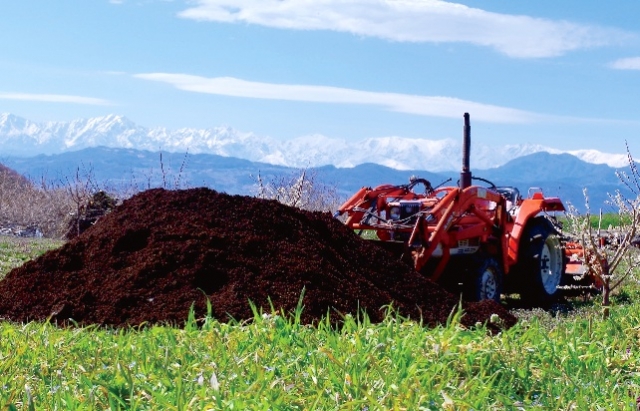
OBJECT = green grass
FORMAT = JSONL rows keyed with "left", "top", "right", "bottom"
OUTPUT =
{"left": 0, "top": 304, "right": 639, "bottom": 409}
{"left": 0, "top": 237, "right": 639, "bottom": 409}
{"left": 559, "top": 212, "right": 632, "bottom": 231}
{"left": 0, "top": 236, "right": 64, "bottom": 280}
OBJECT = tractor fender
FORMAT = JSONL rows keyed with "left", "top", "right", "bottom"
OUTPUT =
{"left": 507, "top": 196, "right": 565, "bottom": 264}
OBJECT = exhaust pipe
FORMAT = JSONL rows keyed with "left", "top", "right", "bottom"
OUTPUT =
{"left": 460, "top": 113, "right": 472, "bottom": 189}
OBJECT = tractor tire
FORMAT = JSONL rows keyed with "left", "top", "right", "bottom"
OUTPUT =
{"left": 519, "top": 217, "right": 565, "bottom": 306}
{"left": 467, "top": 256, "right": 503, "bottom": 303}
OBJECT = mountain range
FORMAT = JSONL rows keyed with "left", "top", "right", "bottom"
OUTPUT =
{"left": 0, "top": 146, "right": 629, "bottom": 214}
{"left": 0, "top": 113, "right": 630, "bottom": 172}
{"left": 0, "top": 113, "right": 634, "bottom": 212}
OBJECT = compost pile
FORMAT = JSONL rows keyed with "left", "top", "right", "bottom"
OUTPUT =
{"left": 0, "top": 188, "right": 516, "bottom": 331}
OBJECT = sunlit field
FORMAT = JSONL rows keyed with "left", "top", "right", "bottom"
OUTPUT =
{"left": 0, "top": 238, "right": 639, "bottom": 410}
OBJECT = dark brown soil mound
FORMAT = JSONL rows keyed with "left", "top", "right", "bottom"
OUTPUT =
{"left": 0, "top": 188, "right": 516, "bottom": 331}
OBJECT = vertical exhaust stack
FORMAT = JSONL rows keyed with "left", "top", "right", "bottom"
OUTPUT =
{"left": 460, "top": 113, "right": 472, "bottom": 189}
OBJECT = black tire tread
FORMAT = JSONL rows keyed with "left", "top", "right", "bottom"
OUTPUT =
{"left": 519, "top": 217, "right": 565, "bottom": 306}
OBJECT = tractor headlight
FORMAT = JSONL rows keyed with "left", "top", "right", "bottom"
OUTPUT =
{"left": 389, "top": 206, "right": 401, "bottom": 221}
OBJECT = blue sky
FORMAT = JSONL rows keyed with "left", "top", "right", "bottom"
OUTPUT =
{"left": 2, "top": 1, "right": 640, "bottom": 153}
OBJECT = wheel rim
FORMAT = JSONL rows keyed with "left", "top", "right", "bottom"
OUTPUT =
{"left": 480, "top": 267, "right": 498, "bottom": 300}
{"left": 540, "top": 236, "right": 563, "bottom": 294}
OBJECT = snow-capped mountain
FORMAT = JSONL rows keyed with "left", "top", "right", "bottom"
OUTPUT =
{"left": 0, "top": 113, "right": 629, "bottom": 172}
{"left": 551, "top": 149, "right": 629, "bottom": 169}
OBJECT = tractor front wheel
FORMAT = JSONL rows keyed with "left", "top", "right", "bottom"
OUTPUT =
{"left": 467, "top": 256, "right": 503, "bottom": 303}
{"left": 519, "top": 217, "right": 564, "bottom": 305}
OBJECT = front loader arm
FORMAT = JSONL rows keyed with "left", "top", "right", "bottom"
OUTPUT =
{"left": 337, "top": 184, "right": 421, "bottom": 228}
{"left": 410, "top": 186, "right": 508, "bottom": 277}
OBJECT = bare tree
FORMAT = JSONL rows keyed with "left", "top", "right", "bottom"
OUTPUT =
{"left": 65, "top": 165, "right": 100, "bottom": 239}
{"left": 0, "top": 165, "right": 76, "bottom": 238}
{"left": 156, "top": 150, "right": 190, "bottom": 190}
{"left": 253, "top": 168, "right": 342, "bottom": 212}
{"left": 563, "top": 142, "right": 640, "bottom": 318}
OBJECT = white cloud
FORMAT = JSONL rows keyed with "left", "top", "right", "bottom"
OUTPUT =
{"left": 177, "top": 0, "right": 632, "bottom": 58}
{"left": 134, "top": 73, "right": 543, "bottom": 123}
{"left": 0, "top": 92, "right": 111, "bottom": 105}
{"left": 609, "top": 57, "right": 640, "bottom": 70}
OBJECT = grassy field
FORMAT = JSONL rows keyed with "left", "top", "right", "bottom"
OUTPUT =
{"left": 0, "top": 237, "right": 63, "bottom": 281}
{"left": 0, "top": 237, "right": 639, "bottom": 410}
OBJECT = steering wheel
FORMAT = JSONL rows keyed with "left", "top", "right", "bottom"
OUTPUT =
{"left": 471, "top": 176, "right": 496, "bottom": 189}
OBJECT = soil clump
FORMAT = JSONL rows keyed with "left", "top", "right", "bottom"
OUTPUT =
{"left": 0, "top": 188, "right": 516, "bottom": 332}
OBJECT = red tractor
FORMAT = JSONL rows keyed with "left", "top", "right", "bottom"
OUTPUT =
{"left": 336, "top": 113, "right": 584, "bottom": 304}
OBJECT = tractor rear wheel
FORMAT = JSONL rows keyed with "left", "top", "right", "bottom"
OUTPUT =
{"left": 519, "top": 217, "right": 564, "bottom": 305}
{"left": 467, "top": 256, "right": 502, "bottom": 303}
